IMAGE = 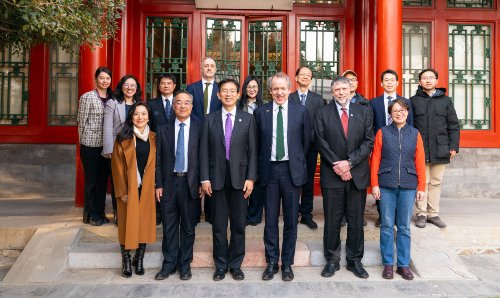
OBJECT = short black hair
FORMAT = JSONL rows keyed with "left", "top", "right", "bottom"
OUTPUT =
{"left": 157, "top": 73, "right": 177, "bottom": 86}
{"left": 381, "top": 69, "right": 399, "bottom": 81}
{"left": 388, "top": 98, "right": 409, "bottom": 114}
{"left": 418, "top": 68, "right": 439, "bottom": 80}
{"left": 295, "top": 66, "right": 313, "bottom": 78}
{"left": 218, "top": 78, "right": 240, "bottom": 93}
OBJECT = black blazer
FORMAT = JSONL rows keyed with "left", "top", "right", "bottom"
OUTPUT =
{"left": 254, "top": 101, "right": 311, "bottom": 187}
{"left": 314, "top": 102, "right": 374, "bottom": 190}
{"left": 148, "top": 96, "right": 175, "bottom": 133}
{"left": 199, "top": 109, "right": 258, "bottom": 191}
{"left": 370, "top": 95, "right": 413, "bottom": 135}
{"left": 289, "top": 90, "right": 325, "bottom": 143}
{"left": 186, "top": 80, "right": 222, "bottom": 122}
{"left": 155, "top": 118, "right": 201, "bottom": 200}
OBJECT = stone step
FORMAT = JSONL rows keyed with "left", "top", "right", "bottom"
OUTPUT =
{"left": 68, "top": 240, "right": 382, "bottom": 269}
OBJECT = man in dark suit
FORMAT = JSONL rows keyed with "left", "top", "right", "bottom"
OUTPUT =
{"left": 369, "top": 69, "right": 414, "bottom": 226}
{"left": 154, "top": 90, "right": 202, "bottom": 281}
{"left": 200, "top": 78, "right": 258, "bottom": 281}
{"left": 148, "top": 73, "right": 177, "bottom": 225}
{"left": 254, "top": 72, "right": 311, "bottom": 282}
{"left": 186, "top": 57, "right": 222, "bottom": 224}
{"left": 315, "top": 77, "right": 374, "bottom": 279}
{"left": 289, "top": 66, "right": 325, "bottom": 230}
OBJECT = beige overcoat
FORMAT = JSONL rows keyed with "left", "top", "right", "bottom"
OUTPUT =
{"left": 111, "top": 133, "right": 157, "bottom": 250}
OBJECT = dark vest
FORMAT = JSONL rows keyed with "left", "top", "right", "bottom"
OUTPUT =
{"left": 378, "top": 124, "right": 419, "bottom": 190}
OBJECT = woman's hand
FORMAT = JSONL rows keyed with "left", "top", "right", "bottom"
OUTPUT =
{"left": 416, "top": 191, "right": 426, "bottom": 201}
{"left": 371, "top": 186, "right": 381, "bottom": 200}
{"left": 155, "top": 188, "right": 163, "bottom": 202}
{"left": 121, "top": 195, "right": 128, "bottom": 203}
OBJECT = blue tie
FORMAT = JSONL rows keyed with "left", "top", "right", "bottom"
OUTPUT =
{"left": 300, "top": 94, "right": 306, "bottom": 106}
{"left": 175, "top": 123, "right": 185, "bottom": 172}
{"left": 165, "top": 99, "right": 171, "bottom": 121}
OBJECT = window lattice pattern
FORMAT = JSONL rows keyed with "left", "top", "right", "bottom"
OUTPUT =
{"left": 402, "top": 23, "right": 430, "bottom": 98}
{"left": 145, "top": 17, "right": 188, "bottom": 99}
{"left": 447, "top": 0, "right": 493, "bottom": 8}
{"left": 449, "top": 24, "right": 491, "bottom": 130}
{"left": 0, "top": 47, "right": 29, "bottom": 125}
{"left": 300, "top": 20, "right": 340, "bottom": 101}
{"left": 403, "top": 0, "right": 432, "bottom": 6}
{"left": 49, "top": 43, "right": 79, "bottom": 126}
{"left": 206, "top": 18, "right": 242, "bottom": 82}
{"left": 248, "top": 21, "right": 283, "bottom": 102}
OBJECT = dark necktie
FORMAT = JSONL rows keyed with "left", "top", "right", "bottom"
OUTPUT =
{"left": 225, "top": 113, "right": 232, "bottom": 160}
{"left": 300, "top": 94, "right": 306, "bottom": 106}
{"left": 204, "top": 82, "right": 210, "bottom": 115}
{"left": 164, "top": 99, "right": 171, "bottom": 121}
{"left": 276, "top": 106, "right": 285, "bottom": 160}
{"left": 175, "top": 123, "right": 185, "bottom": 172}
{"left": 387, "top": 96, "right": 394, "bottom": 125}
{"left": 341, "top": 107, "right": 348, "bottom": 137}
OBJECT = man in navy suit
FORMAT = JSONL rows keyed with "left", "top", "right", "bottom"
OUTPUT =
{"left": 315, "top": 77, "right": 373, "bottom": 279}
{"left": 186, "top": 57, "right": 222, "bottom": 223}
{"left": 254, "top": 72, "right": 310, "bottom": 282}
{"left": 200, "top": 78, "right": 258, "bottom": 281}
{"left": 289, "top": 66, "right": 325, "bottom": 230}
{"left": 154, "top": 90, "right": 202, "bottom": 281}
{"left": 148, "top": 73, "right": 177, "bottom": 226}
{"left": 369, "top": 69, "right": 414, "bottom": 226}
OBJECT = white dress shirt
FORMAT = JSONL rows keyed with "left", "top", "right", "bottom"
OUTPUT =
{"left": 335, "top": 101, "right": 350, "bottom": 119}
{"left": 271, "top": 100, "right": 289, "bottom": 161}
{"left": 298, "top": 90, "right": 308, "bottom": 105}
{"left": 202, "top": 79, "right": 214, "bottom": 114}
{"left": 174, "top": 117, "right": 190, "bottom": 173}
{"left": 162, "top": 95, "right": 173, "bottom": 109}
{"left": 384, "top": 92, "right": 397, "bottom": 125}
{"left": 222, "top": 107, "right": 236, "bottom": 135}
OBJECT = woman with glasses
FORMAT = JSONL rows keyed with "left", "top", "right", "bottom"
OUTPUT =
{"left": 238, "top": 76, "right": 266, "bottom": 226}
{"left": 103, "top": 75, "right": 143, "bottom": 225}
{"left": 371, "top": 99, "right": 426, "bottom": 280}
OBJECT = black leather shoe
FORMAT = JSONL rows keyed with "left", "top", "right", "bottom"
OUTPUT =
{"left": 154, "top": 267, "right": 176, "bottom": 280}
{"left": 321, "top": 261, "right": 340, "bottom": 277}
{"left": 88, "top": 218, "right": 103, "bottom": 226}
{"left": 262, "top": 263, "right": 279, "bottom": 280}
{"left": 281, "top": 265, "right": 294, "bottom": 281}
{"left": 229, "top": 268, "right": 245, "bottom": 280}
{"left": 101, "top": 215, "right": 110, "bottom": 224}
{"left": 213, "top": 268, "right": 227, "bottom": 281}
{"left": 246, "top": 221, "right": 260, "bottom": 226}
{"left": 346, "top": 262, "right": 369, "bottom": 279}
{"left": 300, "top": 218, "right": 318, "bottom": 230}
{"left": 179, "top": 268, "right": 192, "bottom": 280}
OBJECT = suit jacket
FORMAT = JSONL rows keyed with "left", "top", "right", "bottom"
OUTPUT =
{"left": 199, "top": 109, "right": 258, "bottom": 191}
{"left": 254, "top": 101, "right": 311, "bottom": 187}
{"left": 351, "top": 92, "right": 369, "bottom": 106}
{"left": 103, "top": 99, "right": 127, "bottom": 155}
{"left": 155, "top": 118, "right": 201, "bottom": 201}
{"left": 370, "top": 95, "right": 413, "bottom": 135}
{"left": 314, "top": 102, "right": 374, "bottom": 190}
{"left": 148, "top": 96, "right": 175, "bottom": 133}
{"left": 186, "top": 80, "right": 222, "bottom": 122}
{"left": 289, "top": 90, "right": 325, "bottom": 144}
{"left": 77, "top": 90, "right": 105, "bottom": 147}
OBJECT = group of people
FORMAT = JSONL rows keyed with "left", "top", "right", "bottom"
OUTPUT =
{"left": 77, "top": 57, "right": 460, "bottom": 283}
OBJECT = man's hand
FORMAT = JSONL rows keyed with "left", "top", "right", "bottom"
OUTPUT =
{"left": 202, "top": 181, "right": 212, "bottom": 197}
{"left": 340, "top": 170, "right": 352, "bottom": 181}
{"left": 155, "top": 188, "right": 163, "bottom": 202}
{"left": 121, "top": 195, "right": 128, "bottom": 203}
{"left": 333, "top": 160, "right": 351, "bottom": 176}
{"left": 450, "top": 150, "right": 457, "bottom": 158}
{"left": 243, "top": 180, "right": 254, "bottom": 199}
{"left": 416, "top": 191, "right": 426, "bottom": 201}
{"left": 372, "top": 186, "right": 381, "bottom": 200}
{"left": 199, "top": 186, "right": 205, "bottom": 199}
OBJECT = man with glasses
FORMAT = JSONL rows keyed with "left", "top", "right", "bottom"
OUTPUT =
{"left": 289, "top": 66, "right": 325, "bottom": 230}
{"left": 411, "top": 68, "right": 460, "bottom": 229}
{"left": 369, "top": 69, "right": 413, "bottom": 226}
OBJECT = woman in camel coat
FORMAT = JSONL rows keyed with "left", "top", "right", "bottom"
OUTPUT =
{"left": 111, "top": 102, "right": 156, "bottom": 278}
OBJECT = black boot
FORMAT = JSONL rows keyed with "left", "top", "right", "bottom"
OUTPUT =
{"left": 133, "top": 243, "right": 146, "bottom": 275}
{"left": 113, "top": 211, "right": 118, "bottom": 226}
{"left": 120, "top": 245, "right": 132, "bottom": 278}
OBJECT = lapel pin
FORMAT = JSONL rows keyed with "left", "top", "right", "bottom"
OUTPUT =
{"left": 266, "top": 109, "right": 270, "bottom": 112}
{"left": 238, "top": 118, "right": 242, "bottom": 122}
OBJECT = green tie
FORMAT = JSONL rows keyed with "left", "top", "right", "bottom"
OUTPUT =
{"left": 276, "top": 105, "right": 285, "bottom": 160}
{"left": 203, "top": 82, "right": 210, "bottom": 114}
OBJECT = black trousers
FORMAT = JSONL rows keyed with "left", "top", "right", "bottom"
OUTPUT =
{"left": 322, "top": 181, "right": 366, "bottom": 264}
{"left": 211, "top": 163, "right": 247, "bottom": 270}
{"left": 80, "top": 145, "right": 108, "bottom": 221}
{"left": 160, "top": 175, "right": 197, "bottom": 271}
{"left": 264, "top": 161, "right": 301, "bottom": 266}
{"left": 299, "top": 146, "right": 318, "bottom": 220}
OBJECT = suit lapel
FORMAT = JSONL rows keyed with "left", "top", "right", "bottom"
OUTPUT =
{"left": 145, "top": 133, "right": 156, "bottom": 171}
{"left": 167, "top": 122, "right": 175, "bottom": 157}
{"left": 118, "top": 102, "right": 126, "bottom": 123}
{"left": 265, "top": 103, "right": 273, "bottom": 149}
{"left": 330, "top": 103, "right": 347, "bottom": 140}
{"left": 214, "top": 110, "right": 225, "bottom": 147}
{"left": 347, "top": 103, "right": 356, "bottom": 141}
{"left": 231, "top": 110, "right": 242, "bottom": 145}
{"left": 305, "top": 92, "right": 313, "bottom": 109}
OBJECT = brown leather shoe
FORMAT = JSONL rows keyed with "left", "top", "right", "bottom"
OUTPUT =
{"left": 382, "top": 265, "right": 393, "bottom": 279}
{"left": 396, "top": 267, "right": 414, "bottom": 280}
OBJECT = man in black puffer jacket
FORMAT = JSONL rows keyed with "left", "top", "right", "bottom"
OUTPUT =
{"left": 411, "top": 68, "right": 460, "bottom": 229}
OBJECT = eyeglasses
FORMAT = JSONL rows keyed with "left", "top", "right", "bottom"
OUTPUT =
{"left": 420, "top": 76, "right": 436, "bottom": 81}
{"left": 391, "top": 109, "right": 407, "bottom": 115}
{"left": 345, "top": 78, "right": 357, "bottom": 83}
{"left": 174, "top": 101, "right": 192, "bottom": 106}
{"left": 246, "top": 85, "right": 259, "bottom": 90}
{"left": 220, "top": 89, "right": 238, "bottom": 94}
{"left": 123, "top": 83, "right": 137, "bottom": 89}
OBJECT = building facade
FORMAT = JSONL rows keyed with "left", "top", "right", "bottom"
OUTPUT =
{"left": 0, "top": 0, "right": 498, "bottom": 205}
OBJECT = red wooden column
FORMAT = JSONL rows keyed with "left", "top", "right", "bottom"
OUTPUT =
{"left": 75, "top": 44, "right": 108, "bottom": 207}
{"left": 376, "top": 0, "right": 402, "bottom": 95}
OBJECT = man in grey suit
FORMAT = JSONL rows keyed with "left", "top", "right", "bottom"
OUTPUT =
{"left": 315, "top": 77, "right": 374, "bottom": 279}
{"left": 289, "top": 66, "right": 325, "bottom": 230}
{"left": 200, "top": 78, "right": 258, "bottom": 282}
